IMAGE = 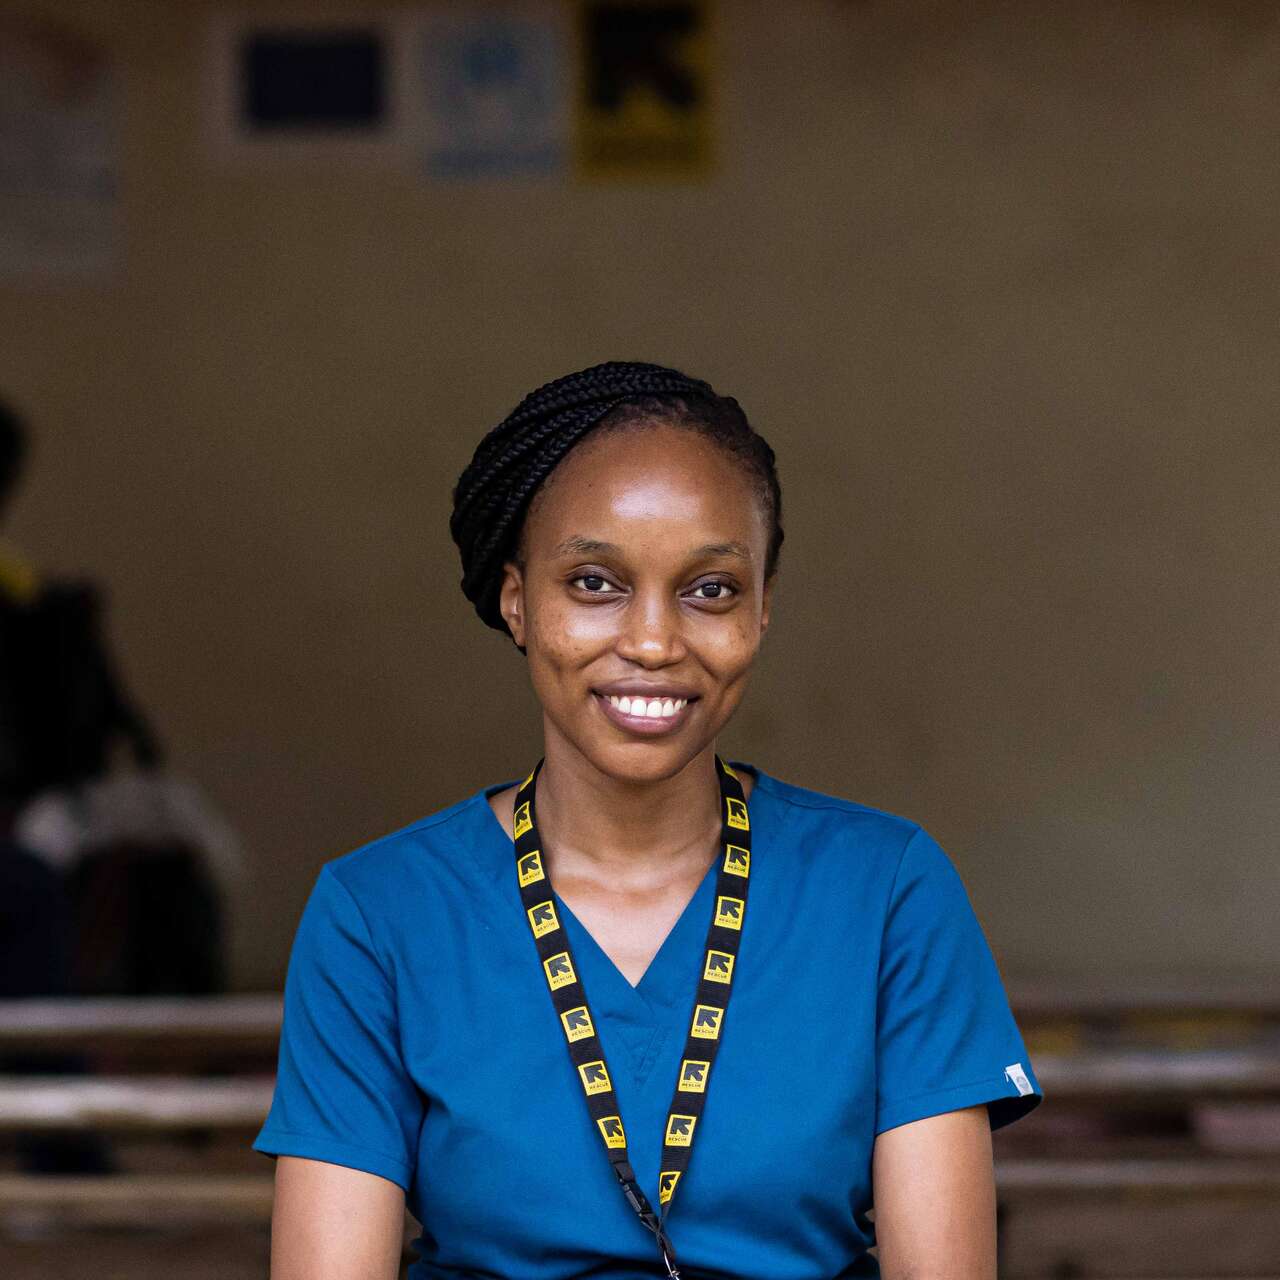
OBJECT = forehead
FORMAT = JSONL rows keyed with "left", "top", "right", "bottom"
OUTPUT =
{"left": 521, "top": 422, "right": 766, "bottom": 556}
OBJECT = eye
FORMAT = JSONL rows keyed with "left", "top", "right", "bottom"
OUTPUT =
{"left": 571, "top": 573, "right": 617, "bottom": 594}
{"left": 688, "top": 580, "right": 737, "bottom": 601}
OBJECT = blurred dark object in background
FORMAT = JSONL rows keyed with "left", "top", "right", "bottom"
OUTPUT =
{"left": 67, "top": 836, "right": 225, "bottom": 997}
{"left": 1, "top": 395, "right": 228, "bottom": 1178}
{"left": 0, "top": 575, "right": 160, "bottom": 830}
{"left": 1, "top": 395, "right": 161, "bottom": 833}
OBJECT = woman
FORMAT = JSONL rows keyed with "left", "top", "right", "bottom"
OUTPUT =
{"left": 253, "top": 361, "right": 1043, "bottom": 1279}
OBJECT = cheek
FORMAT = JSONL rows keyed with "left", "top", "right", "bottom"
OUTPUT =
{"left": 525, "top": 590, "right": 601, "bottom": 677}
{"left": 706, "top": 609, "right": 763, "bottom": 669}
{"left": 525, "top": 576, "right": 623, "bottom": 655}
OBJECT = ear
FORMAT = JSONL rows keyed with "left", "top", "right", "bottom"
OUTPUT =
{"left": 759, "top": 571, "right": 775, "bottom": 638}
{"left": 498, "top": 560, "right": 526, "bottom": 649}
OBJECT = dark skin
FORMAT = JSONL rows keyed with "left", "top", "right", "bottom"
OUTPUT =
{"left": 270, "top": 419, "right": 995, "bottom": 1278}
{"left": 487, "top": 421, "right": 769, "bottom": 988}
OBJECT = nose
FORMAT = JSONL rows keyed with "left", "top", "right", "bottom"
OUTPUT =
{"left": 614, "top": 584, "right": 687, "bottom": 667}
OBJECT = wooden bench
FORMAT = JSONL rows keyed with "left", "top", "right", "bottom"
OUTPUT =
{"left": 0, "top": 1075, "right": 273, "bottom": 1130}
{"left": 0, "top": 1048, "right": 1276, "bottom": 1132}
{"left": 2, "top": 991, "right": 1278, "bottom": 1275}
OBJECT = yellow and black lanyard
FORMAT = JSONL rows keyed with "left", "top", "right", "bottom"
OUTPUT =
{"left": 512, "top": 754, "right": 752, "bottom": 1278}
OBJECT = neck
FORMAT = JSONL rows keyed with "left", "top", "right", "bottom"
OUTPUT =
{"left": 534, "top": 725, "right": 724, "bottom": 883}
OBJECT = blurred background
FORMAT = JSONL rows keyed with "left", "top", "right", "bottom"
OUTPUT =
{"left": 1, "top": 0, "right": 1277, "bottom": 1276}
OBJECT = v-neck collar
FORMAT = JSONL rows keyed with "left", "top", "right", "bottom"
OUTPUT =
{"left": 475, "top": 759, "right": 764, "bottom": 1085}
{"left": 552, "top": 851, "right": 719, "bottom": 1008}
{"left": 475, "top": 759, "right": 764, "bottom": 998}
{"left": 475, "top": 760, "right": 765, "bottom": 1085}
{"left": 552, "top": 865, "right": 719, "bottom": 1085}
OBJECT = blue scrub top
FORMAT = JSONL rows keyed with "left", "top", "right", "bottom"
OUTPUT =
{"left": 252, "top": 761, "right": 1042, "bottom": 1279}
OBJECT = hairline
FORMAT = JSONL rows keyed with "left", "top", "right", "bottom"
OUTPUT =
{"left": 513, "top": 413, "right": 777, "bottom": 569}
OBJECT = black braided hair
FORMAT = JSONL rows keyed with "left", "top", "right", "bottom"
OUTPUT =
{"left": 450, "top": 360, "right": 783, "bottom": 648}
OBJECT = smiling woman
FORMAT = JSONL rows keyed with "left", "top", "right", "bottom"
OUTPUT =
{"left": 252, "top": 361, "right": 1043, "bottom": 1280}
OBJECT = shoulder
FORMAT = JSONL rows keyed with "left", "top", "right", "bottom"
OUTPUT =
{"left": 747, "top": 767, "right": 987, "bottom": 946}
{"left": 747, "top": 762, "right": 922, "bottom": 854}
{"left": 741, "top": 766, "right": 982, "bottom": 955}
{"left": 318, "top": 781, "right": 503, "bottom": 910}
{"left": 742, "top": 762, "right": 960, "bottom": 906}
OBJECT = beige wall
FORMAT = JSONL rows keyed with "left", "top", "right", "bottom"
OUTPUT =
{"left": 3, "top": 0, "right": 1277, "bottom": 989}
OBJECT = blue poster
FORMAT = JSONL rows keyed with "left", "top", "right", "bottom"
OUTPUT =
{"left": 420, "top": 7, "right": 567, "bottom": 179}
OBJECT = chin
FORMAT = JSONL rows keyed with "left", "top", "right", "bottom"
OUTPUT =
{"left": 566, "top": 733, "right": 708, "bottom": 787}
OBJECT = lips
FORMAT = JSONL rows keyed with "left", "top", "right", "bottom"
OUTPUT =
{"left": 593, "top": 690, "right": 698, "bottom": 736}
{"left": 593, "top": 681, "right": 702, "bottom": 702}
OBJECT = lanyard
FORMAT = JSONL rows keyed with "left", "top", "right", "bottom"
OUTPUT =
{"left": 512, "top": 754, "right": 752, "bottom": 1278}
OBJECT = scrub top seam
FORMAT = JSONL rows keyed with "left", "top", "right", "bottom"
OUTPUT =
{"left": 254, "top": 1124, "right": 414, "bottom": 1181}
{"left": 338, "top": 785, "right": 510, "bottom": 856}
{"left": 323, "top": 862, "right": 399, "bottom": 991}
{"left": 877, "top": 824, "right": 928, "bottom": 955}
{"left": 872, "top": 825, "right": 930, "bottom": 1082}
{"left": 746, "top": 768, "right": 919, "bottom": 826}
{"left": 878, "top": 1069, "right": 1026, "bottom": 1109}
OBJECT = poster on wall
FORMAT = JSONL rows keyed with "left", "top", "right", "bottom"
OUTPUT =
{"left": 575, "top": 0, "right": 713, "bottom": 179}
{"left": 0, "top": 15, "right": 118, "bottom": 279}
{"left": 200, "top": 3, "right": 716, "bottom": 183}
{"left": 417, "top": 4, "right": 568, "bottom": 179}
{"left": 203, "top": 10, "right": 407, "bottom": 164}
{"left": 240, "top": 28, "right": 387, "bottom": 132}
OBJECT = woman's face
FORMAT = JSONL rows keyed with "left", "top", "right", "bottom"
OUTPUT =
{"left": 499, "top": 421, "right": 775, "bottom": 785}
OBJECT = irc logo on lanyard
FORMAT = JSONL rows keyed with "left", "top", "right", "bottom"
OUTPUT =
{"left": 517, "top": 850, "right": 545, "bottom": 886}
{"left": 511, "top": 753, "right": 752, "bottom": 1279}
{"left": 513, "top": 801, "right": 533, "bottom": 839}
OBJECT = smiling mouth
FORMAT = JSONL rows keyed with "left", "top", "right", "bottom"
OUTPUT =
{"left": 592, "top": 691, "right": 698, "bottom": 733}
{"left": 604, "top": 693, "right": 689, "bottom": 718}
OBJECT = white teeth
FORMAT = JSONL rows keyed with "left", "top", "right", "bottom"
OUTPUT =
{"left": 605, "top": 695, "right": 689, "bottom": 718}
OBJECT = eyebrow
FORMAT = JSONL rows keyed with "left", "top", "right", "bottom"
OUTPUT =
{"left": 551, "top": 536, "right": 753, "bottom": 562}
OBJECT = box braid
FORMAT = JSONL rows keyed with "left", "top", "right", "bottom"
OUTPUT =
{"left": 450, "top": 360, "right": 783, "bottom": 649}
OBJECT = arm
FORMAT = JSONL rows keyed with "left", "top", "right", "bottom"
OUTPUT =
{"left": 870, "top": 826, "right": 1042, "bottom": 1275}
{"left": 270, "top": 1156, "right": 407, "bottom": 1280}
{"left": 251, "top": 866, "right": 427, "bottom": 1274}
{"left": 871, "top": 1104, "right": 997, "bottom": 1280}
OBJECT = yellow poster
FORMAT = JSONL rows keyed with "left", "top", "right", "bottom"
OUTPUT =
{"left": 574, "top": 0, "right": 713, "bottom": 179}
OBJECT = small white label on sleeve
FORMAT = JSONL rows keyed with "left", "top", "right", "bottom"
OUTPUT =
{"left": 1004, "top": 1062, "right": 1033, "bottom": 1096}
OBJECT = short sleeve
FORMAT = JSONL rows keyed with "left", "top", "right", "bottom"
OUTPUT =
{"left": 874, "top": 826, "right": 1043, "bottom": 1136}
{"left": 252, "top": 863, "right": 424, "bottom": 1190}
